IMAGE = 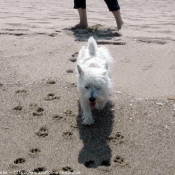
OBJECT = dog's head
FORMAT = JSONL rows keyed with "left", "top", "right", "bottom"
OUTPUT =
{"left": 77, "top": 65, "right": 111, "bottom": 108}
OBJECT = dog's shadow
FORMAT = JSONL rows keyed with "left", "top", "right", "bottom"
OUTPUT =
{"left": 77, "top": 101, "right": 114, "bottom": 168}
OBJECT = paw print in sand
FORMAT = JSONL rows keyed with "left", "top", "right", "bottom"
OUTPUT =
{"left": 29, "top": 148, "right": 41, "bottom": 158}
{"left": 69, "top": 52, "right": 78, "bottom": 62}
{"left": 44, "top": 93, "right": 60, "bottom": 101}
{"left": 15, "top": 89, "right": 27, "bottom": 94}
{"left": 114, "top": 155, "right": 129, "bottom": 167}
{"left": 32, "top": 167, "right": 46, "bottom": 173}
{"left": 14, "top": 158, "right": 26, "bottom": 164}
{"left": 13, "top": 106, "right": 23, "bottom": 111}
{"left": 36, "top": 126, "right": 48, "bottom": 138}
{"left": 107, "top": 132, "right": 125, "bottom": 145}
{"left": 62, "top": 166, "right": 74, "bottom": 173}
{"left": 52, "top": 114, "right": 63, "bottom": 121}
{"left": 33, "top": 107, "right": 44, "bottom": 116}
{"left": 46, "top": 79, "right": 56, "bottom": 84}
{"left": 62, "top": 131, "right": 73, "bottom": 139}
{"left": 66, "top": 69, "right": 74, "bottom": 73}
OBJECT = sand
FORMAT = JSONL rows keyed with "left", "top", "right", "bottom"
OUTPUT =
{"left": 0, "top": 0, "right": 175, "bottom": 174}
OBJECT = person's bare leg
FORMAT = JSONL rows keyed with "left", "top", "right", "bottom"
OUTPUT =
{"left": 112, "top": 10, "right": 123, "bottom": 30}
{"left": 74, "top": 8, "right": 88, "bottom": 29}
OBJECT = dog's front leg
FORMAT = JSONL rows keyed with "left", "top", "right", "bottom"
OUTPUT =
{"left": 80, "top": 99, "right": 94, "bottom": 125}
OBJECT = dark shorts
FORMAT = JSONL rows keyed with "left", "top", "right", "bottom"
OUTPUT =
{"left": 74, "top": 0, "right": 120, "bottom": 11}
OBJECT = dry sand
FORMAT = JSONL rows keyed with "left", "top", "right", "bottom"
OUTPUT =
{"left": 0, "top": 0, "right": 175, "bottom": 174}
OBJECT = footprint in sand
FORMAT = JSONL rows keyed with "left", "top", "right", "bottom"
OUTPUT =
{"left": 48, "top": 33, "right": 58, "bottom": 37}
{"left": 32, "top": 167, "right": 46, "bottom": 173}
{"left": 65, "top": 82, "right": 77, "bottom": 88}
{"left": 64, "top": 110, "right": 76, "bottom": 117}
{"left": 52, "top": 114, "right": 63, "bottom": 121}
{"left": 14, "top": 158, "right": 26, "bottom": 164}
{"left": 66, "top": 69, "right": 74, "bottom": 73}
{"left": 30, "top": 148, "right": 41, "bottom": 153}
{"left": 107, "top": 132, "right": 125, "bottom": 145}
{"left": 114, "top": 156, "right": 124, "bottom": 164}
{"left": 29, "top": 103, "right": 38, "bottom": 109}
{"left": 69, "top": 52, "right": 78, "bottom": 62}
{"left": 13, "top": 106, "right": 23, "bottom": 111}
{"left": 29, "top": 103, "right": 44, "bottom": 116}
{"left": 62, "top": 131, "right": 73, "bottom": 139}
{"left": 114, "top": 155, "right": 129, "bottom": 167}
{"left": 46, "top": 79, "right": 56, "bottom": 85}
{"left": 36, "top": 126, "right": 48, "bottom": 138}
{"left": 44, "top": 93, "right": 60, "bottom": 101}
{"left": 15, "top": 89, "right": 27, "bottom": 94}
{"left": 70, "top": 123, "right": 78, "bottom": 129}
{"left": 29, "top": 148, "right": 41, "bottom": 158}
{"left": 33, "top": 106, "right": 44, "bottom": 116}
{"left": 62, "top": 166, "right": 74, "bottom": 173}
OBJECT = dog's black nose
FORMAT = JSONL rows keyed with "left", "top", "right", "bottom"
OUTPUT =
{"left": 89, "top": 97, "right": 96, "bottom": 102}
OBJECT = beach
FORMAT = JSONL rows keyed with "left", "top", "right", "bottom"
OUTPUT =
{"left": 0, "top": 0, "right": 175, "bottom": 174}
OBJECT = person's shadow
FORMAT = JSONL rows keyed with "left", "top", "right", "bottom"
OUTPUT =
{"left": 77, "top": 101, "right": 114, "bottom": 168}
{"left": 63, "top": 24, "right": 122, "bottom": 42}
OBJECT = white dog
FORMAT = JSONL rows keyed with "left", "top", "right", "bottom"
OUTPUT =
{"left": 77, "top": 37, "right": 113, "bottom": 125}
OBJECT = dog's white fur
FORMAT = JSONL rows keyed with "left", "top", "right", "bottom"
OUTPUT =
{"left": 77, "top": 37, "right": 113, "bottom": 125}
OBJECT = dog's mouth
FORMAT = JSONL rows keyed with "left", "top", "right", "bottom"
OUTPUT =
{"left": 90, "top": 102, "right": 96, "bottom": 108}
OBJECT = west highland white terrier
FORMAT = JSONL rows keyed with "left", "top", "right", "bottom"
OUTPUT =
{"left": 77, "top": 37, "right": 113, "bottom": 125}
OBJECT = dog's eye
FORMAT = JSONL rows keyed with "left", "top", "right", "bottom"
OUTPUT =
{"left": 96, "top": 86, "right": 101, "bottom": 90}
{"left": 85, "top": 86, "right": 89, "bottom": 89}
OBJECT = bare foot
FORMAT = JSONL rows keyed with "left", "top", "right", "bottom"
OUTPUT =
{"left": 112, "top": 10, "right": 123, "bottom": 30}
{"left": 116, "top": 19, "right": 123, "bottom": 30}
{"left": 72, "top": 8, "right": 88, "bottom": 29}
{"left": 71, "top": 23, "right": 88, "bottom": 30}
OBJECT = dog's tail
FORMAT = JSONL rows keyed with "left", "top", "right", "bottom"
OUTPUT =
{"left": 88, "top": 36, "right": 98, "bottom": 56}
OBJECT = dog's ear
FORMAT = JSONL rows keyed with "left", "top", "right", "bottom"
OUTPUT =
{"left": 77, "top": 65, "right": 84, "bottom": 76}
